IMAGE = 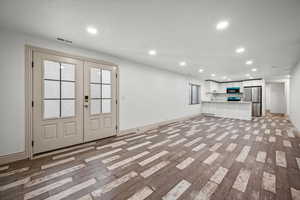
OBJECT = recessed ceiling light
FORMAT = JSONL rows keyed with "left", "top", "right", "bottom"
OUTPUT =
{"left": 246, "top": 60, "right": 253, "bottom": 65}
{"left": 286, "top": 75, "right": 291, "bottom": 78}
{"left": 251, "top": 68, "right": 257, "bottom": 72}
{"left": 148, "top": 50, "right": 157, "bottom": 56}
{"left": 222, "top": 76, "right": 227, "bottom": 79}
{"left": 216, "top": 20, "right": 229, "bottom": 30}
{"left": 211, "top": 74, "right": 216, "bottom": 77}
{"left": 198, "top": 69, "right": 204, "bottom": 73}
{"left": 179, "top": 61, "right": 187, "bottom": 66}
{"left": 245, "top": 74, "right": 250, "bottom": 77}
{"left": 86, "top": 26, "right": 98, "bottom": 35}
{"left": 249, "top": 76, "right": 253, "bottom": 79}
{"left": 235, "top": 47, "right": 245, "bottom": 54}
{"left": 228, "top": 78, "right": 232, "bottom": 81}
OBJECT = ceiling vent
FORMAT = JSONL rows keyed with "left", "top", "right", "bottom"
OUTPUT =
{"left": 56, "top": 37, "right": 72, "bottom": 44}
{"left": 272, "top": 66, "right": 290, "bottom": 71}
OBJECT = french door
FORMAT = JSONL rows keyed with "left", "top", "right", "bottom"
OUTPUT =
{"left": 83, "top": 62, "right": 117, "bottom": 142}
{"left": 32, "top": 51, "right": 117, "bottom": 154}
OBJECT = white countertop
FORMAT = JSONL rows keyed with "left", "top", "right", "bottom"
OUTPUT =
{"left": 202, "top": 100, "right": 252, "bottom": 104}
{"left": 201, "top": 100, "right": 252, "bottom": 120}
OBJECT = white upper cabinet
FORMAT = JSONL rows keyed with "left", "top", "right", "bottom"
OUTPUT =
{"left": 205, "top": 81, "right": 245, "bottom": 94}
{"left": 204, "top": 81, "right": 210, "bottom": 93}
{"left": 204, "top": 80, "right": 254, "bottom": 95}
{"left": 205, "top": 81, "right": 219, "bottom": 93}
{"left": 211, "top": 81, "right": 219, "bottom": 93}
{"left": 238, "top": 82, "right": 244, "bottom": 92}
{"left": 219, "top": 83, "right": 227, "bottom": 93}
{"left": 242, "top": 80, "right": 263, "bottom": 87}
{"left": 233, "top": 82, "right": 243, "bottom": 92}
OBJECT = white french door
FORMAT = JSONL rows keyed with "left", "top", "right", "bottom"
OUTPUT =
{"left": 32, "top": 52, "right": 84, "bottom": 154}
{"left": 83, "top": 62, "right": 117, "bottom": 142}
{"left": 32, "top": 51, "right": 117, "bottom": 154}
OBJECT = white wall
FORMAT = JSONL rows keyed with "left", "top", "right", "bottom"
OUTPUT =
{"left": 290, "top": 61, "right": 300, "bottom": 130}
{"left": 0, "top": 29, "right": 202, "bottom": 156}
{"left": 266, "top": 79, "right": 290, "bottom": 115}
{"left": 285, "top": 79, "right": 290, "bottom": 115}
{"left": 266, "top": 83, "right": 271, "bottom": 110}
{"left": 0, "top": 30, "right": 26, "bottom": 156}
{"left": 119, "top": 64, "right": 202, "bottom": 130}
{"left": 269, "top": 83, "right": 286, "bottom": 114}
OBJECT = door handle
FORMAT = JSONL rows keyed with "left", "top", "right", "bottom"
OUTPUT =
{"left": 84, "top": 95, "right": 89, "bottom": 108}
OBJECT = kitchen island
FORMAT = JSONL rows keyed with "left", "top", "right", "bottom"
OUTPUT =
{"left": 202, "top": 101, "right": 252, "bottom": 120}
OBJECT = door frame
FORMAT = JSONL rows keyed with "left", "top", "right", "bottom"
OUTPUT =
{"left": 25, "top": 45, "right": 120, "bottom": 159}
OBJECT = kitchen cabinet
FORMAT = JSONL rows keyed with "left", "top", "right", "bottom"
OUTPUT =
{"left": 243, "top": 80, "right": 263, "bottom": 87}
{"left": 210, "top": 81, "right": 219, "bottom": 93}
{"left": 218, "top": 83, "right": 227, "bottom": 93}
{"left": 205, "top": 81, "right": 244, "bottom": 94}
{"left": 205, "top": 81, "right": 219, "bottom": 93}
{"left": 219, "top": 82, "right": 242, "bottom": 93}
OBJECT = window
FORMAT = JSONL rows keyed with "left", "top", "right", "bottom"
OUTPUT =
{"left": 43, "top": 60, "right": 76, "bottom": 119}
{"left": 89, "top": 68, "right": 112, "bottom": 115}
{"left": 190, "top": 84, "right": 200, "bottom": 104}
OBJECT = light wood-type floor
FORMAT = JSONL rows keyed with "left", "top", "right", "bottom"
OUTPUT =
{"left": 1, "top": 114, "right": 300, "bottom": 200}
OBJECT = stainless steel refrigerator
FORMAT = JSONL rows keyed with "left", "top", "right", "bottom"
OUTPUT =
{"left": 243, "top": 86, "right": 262, "bottom": 117}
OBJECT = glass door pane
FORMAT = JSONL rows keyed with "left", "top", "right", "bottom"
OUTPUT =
{"left": 61, "top": 63, "right": 75, "bottom": 81}
{"left": 43, "top": 100, "right": 60, "bottom": 119}
{"left": 61, "top": 100, "right": 75, "bottom": 117}
{"left": 90, "top": 68, "right": 101, "bottom": 83}
{"left": 102, "top": 70, "right": 111, "bottom": 84}
{"left": 61, "top": 82, "right": 75, "bottom": 98}
{"left": 91, "top": 99, "right": 101, "bottom": 115}
{"left": 44, "top": 80, "right": 60, "bottom": 98}
{"left": 44, "top": 60, "right": 60, "bottom": 80}
{"left": 90, "top": 84, "right": 101, "bottom": 98}
{"left": 102, "top": 84, "right": 111, "bottom": 98}
{"left": 102, "top": 99, "right": 111, "bottom": 113}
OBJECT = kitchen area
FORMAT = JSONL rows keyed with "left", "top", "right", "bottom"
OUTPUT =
{"left": 201, "top": 79, "right": 265, "bottom": 120}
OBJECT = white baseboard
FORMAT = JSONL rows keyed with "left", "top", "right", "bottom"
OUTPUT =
{"left": 291, "top": 123, "right": 300, "bottom": 138}
{"left": 119, "top": 113, "right": 202, "bottom": 136}
{"left": 0, "top": 113, "right": 202, "bottom": 165}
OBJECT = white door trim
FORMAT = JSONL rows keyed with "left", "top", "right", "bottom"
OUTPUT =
{"left": 25, "top": 45, "right": 120, "bottom": 159}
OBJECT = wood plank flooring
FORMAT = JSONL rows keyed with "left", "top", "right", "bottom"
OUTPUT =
{"left": 0, "top": 114, "right": 300, "bottom": 200}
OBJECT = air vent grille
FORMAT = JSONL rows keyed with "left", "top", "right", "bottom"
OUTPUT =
{"left": 56, "top": 37, "right": 72, "bottom": 44}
